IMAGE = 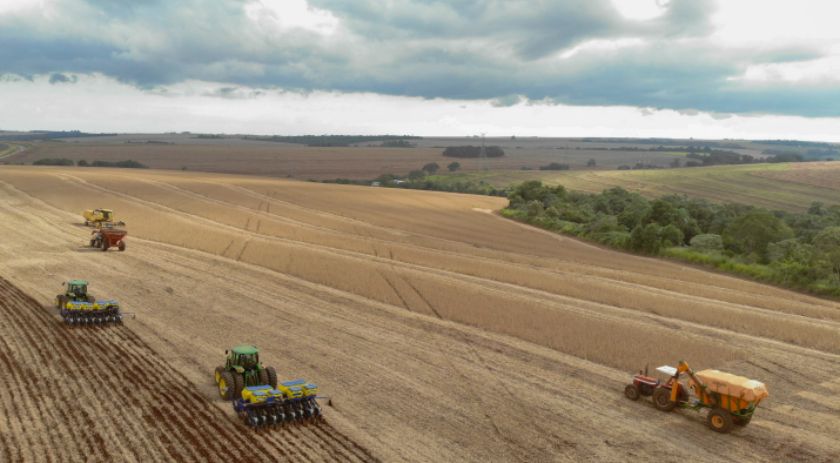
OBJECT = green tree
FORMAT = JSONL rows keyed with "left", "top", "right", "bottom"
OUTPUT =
{"left": 408, "top": 169, "right": 426, "bottom": 180}
{"left": 422, "top": 162, "right": 440, "bottom": 174}
{"left": 813, "top": 226, "right": 840, "bottom": 280}
{"left": 724, "top": 210, "right": 794, "bottom": 262}
{"left": 447, "top": 161, "right": 461, "bottom": 172}
{"left": 660, "top": 224, "right": 685, "bottom": 247}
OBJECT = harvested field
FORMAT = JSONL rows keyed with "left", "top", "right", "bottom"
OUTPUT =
{"left": 7, "top": 136, "right": 736, "bottom": 179}
{"left": 0, "top": 165, "right": 839, "bottom": 461}
{"left": 0, "top": 277, "right": 373, "bottom": 463}
{"left": 452, "top": 162, "right": 840, "bottom": 211}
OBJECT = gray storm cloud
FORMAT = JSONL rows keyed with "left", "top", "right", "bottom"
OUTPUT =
{"left": 0, "top": 0, "right": 836, "bottom": 116}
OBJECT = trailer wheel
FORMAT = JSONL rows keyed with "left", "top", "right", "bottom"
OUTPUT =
{"left": 652, "top": 388, "right": 676, "bottom": 412}
{"left": 624, "top": 384, "right": 640, "bottom": 401}
{"left": 102, "top": 241, "right": 109, "bottom": 251}
{"left": 118, "top": 241, "right": 126, "bottom": 251}
{"left": 733, "top": 415, "right": 752, "bottom": 426}
{"left": 707, "top": 409, "right": 734, "bottom": 433}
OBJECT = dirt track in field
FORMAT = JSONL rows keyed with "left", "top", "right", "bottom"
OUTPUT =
{"left": 0, "top": 166, "right": 839, "bottom": 462}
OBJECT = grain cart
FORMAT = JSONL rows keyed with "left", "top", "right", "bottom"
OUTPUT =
{"left": 90, "top": 223, "right": 127, "bottom": 251}
{"left": 625, "top": 360, "right": 768, "bottom": 433}
{"left": 55, "top": 279, "right": 123, "bottom": 325}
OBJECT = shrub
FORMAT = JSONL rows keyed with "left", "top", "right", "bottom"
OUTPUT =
{"left": 442, "top": 146, "right": 505, "bottom": 158}
{"left": 33, "top": 158, "right": 74, "bottom": 166}
{"left": 539, "top": 162, "right": 570, "bottom": 171}
{"left": 689, "top": 234, "right": 723, "bottom": 252}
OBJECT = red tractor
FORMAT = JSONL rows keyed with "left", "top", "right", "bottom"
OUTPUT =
{"left": 90, "top": 226, "right": 127, "bottom": 252}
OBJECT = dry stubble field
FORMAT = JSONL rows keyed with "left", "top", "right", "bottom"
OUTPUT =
{"left": 0, "top": 166, "right": 839, "bottom": 462}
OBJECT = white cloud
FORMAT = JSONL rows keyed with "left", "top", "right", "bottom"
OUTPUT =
{"left": 244, "top": 0, "right": 339, "bottom": 36}
{"left": 2, "top": 73, "right": 840, "bottom": 142}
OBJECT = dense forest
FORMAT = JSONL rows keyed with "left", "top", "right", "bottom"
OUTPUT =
{"left": 503, "top": 181, "right": 840, "bottom": 296}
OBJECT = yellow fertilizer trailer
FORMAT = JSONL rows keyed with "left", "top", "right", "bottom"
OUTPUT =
{"left": 625, "top": 360, "right": 768, "bottom": 433}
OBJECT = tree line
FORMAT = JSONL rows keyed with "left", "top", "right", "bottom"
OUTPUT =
{"left": 503, "top": 181, "right": 840, "bottom": 297}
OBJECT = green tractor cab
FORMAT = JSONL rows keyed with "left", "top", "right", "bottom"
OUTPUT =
{"left": 214, "top": 345, "right": 277, "bottom": 401}
{"left": 62, "top": 279, "right": 94, "bottom": 303}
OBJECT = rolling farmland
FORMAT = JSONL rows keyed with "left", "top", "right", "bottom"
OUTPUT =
{"left": 444, "top": 161, "right": 840, "bottom": 211}
{"left": 0, "top": 166, "right": 839, "bottom": 461}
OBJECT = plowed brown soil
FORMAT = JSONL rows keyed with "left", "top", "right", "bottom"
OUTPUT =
{"left": 0, "top": 165, "right": 839, "bottom": 462}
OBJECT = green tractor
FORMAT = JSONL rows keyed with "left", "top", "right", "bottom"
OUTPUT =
{"left": 57, "top": 279, "right": 95, "bottom": 305}
{"left": 55, "top": 279, "right": 123, "bottom": 325}
{"left": 214, "top": 345, "right": 278, "bottom": 400}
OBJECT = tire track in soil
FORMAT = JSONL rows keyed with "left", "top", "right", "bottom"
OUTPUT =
{"left": 0, "top": 287, "right": 103, "bottom": 462}
{"left": 0, "top": 286, "right": 132, "bottom": 461}
{"left": 0, "top": 277, "right": 377, "bottom": 462}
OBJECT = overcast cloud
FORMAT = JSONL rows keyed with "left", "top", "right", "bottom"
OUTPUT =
{"left": 1, "top": 0, "right": 840, "bottom": 135}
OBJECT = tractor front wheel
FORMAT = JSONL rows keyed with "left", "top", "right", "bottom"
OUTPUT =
{"left": 219, "top": 371, "right": 235, "bottom": 400}
{"left": 707, "top": 409, "right": 734, "bottom": 433}
{"left": 214, "top": 367, "right": 224, "bottom": 385}
{"left": 624, "top": 384, "right": 640, "bottom": 401}
{"left": 652, "top": 388, "right": 677, "bottom": 412}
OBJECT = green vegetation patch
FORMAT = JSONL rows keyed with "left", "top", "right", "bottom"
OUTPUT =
{"left": 504, "top": 180, "right": 840, "bottom": 297}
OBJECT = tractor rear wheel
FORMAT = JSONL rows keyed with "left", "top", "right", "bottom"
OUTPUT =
{"left": 652, "top": 388, "right": 677, "bottom": 412}
{"left": 231, "top": 372, "right": 244, "bottom": 399}
{"left": 265, "top": 366, "right": 278, "bottom": 389}
{"left": 102, "top": 241, "right": 109, "bottom": 252}
{"left": 624, "top": 384, "right": 640, "bottom": 401}
{"left": 219, "top": 371, "right": 235, "bottom": 400}
{"left": 707, "top": 409, "right": 734, "bottom": 433}
{"left": 118, "top": 241, "right": 126, "bottom": 252}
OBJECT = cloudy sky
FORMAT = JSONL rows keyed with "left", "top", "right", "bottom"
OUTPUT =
{"left": 1, "top": 0, "right": 840, "bottom": 140}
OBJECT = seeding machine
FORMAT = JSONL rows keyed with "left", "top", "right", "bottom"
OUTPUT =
{"left": 55, "top": 279, "right": 123, "bottom": 325}
{"left": 215, "top": 345, "right": 324, "bottom": 428}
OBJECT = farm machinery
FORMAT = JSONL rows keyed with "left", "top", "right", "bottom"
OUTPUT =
{"left": 90, "top": 222, "right": 127, "bottom": 251}
{"left": 215, "top": 345, "right": 323, "bottom": 427}
{"left": 55, "top": 279, "right": 123, "bottom": 325}
{"left": 83, "top": 208, "right": 125, "bottom": 227}
{"left": 625, "top": 360, "right": 768, "bottom": 433}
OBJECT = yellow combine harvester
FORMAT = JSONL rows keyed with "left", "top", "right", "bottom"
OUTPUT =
{"left": 625, "top": 360, "right": 768, "bottom": 433}
{"left": 83, "top": 208, "right": 125, "bottom": 227}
